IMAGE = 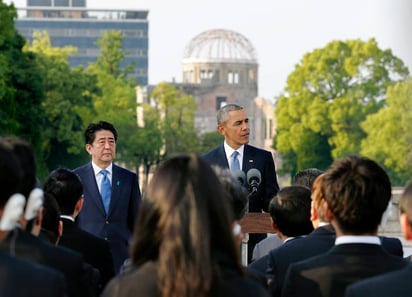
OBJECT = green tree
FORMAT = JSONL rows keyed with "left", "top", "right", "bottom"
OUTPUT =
{"left": 361, "top": 78, "right": 412, "bottom": 185}
{"left": 151, "top": 82, "right": 198, "bottom": 157}
{"left": 25, "top": 31, "right": 96, "bottom": 174}
{"left": 198, "top": 131, "right": 223, "bottom": 154}
{"left": 275, "top": 38, "right": 409, "bottom": 174}
{"left": 0, "top": 2, "right": 46, "bottom": 175}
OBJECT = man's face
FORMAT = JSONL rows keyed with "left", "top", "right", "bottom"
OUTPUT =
{"left": 85, "top": 130, "right": 116, "bottom": 168}
{"left": 218, "top": 109, "right": 250, "bottom": 149}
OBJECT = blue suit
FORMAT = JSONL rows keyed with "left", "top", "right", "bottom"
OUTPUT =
{"left": 74, "top": 163, "right": 141, "bottom": 273}
{"left": 203, "top": 144, "right": 280, "bottom": 262}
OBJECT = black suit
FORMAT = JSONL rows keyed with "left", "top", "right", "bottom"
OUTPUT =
{"left": 59, "top": 217, "right": 115, "bottom": 290}
{"left": 345, "top": 263, "right": 412, "bottom": 297}
{"left": 0, "top": 228, "right": 96, "bottom": 297}
{"left": 259, "top": 225, "right": 403, "bottom": 297}
{"left": 74, "top": 163, "right": 141, "bottom": 273}
{"left": 0, "top": 252, "right": 65, "bottom": 297}
{"left": 282, "top": 243, "right": 409, "bottom": 297}
{"left": 102, "top": 261, "right": 270, "bottom": 297}
{"left": 203, "top": 144, "right": 280, "bottom": 262}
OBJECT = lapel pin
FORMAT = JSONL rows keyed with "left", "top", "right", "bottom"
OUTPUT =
{"left": 249, "top": 160, "right": 254, "bottom": 163}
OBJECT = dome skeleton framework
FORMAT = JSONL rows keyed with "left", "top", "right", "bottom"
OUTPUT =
{"left": 183, "top": 29, "right": 258, "bottom": 64}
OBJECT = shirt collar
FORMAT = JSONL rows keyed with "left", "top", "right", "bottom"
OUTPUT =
{"left": 335, "top": 235, "right": 381, "bottom": 246}
{"left": 91, "top": 162, "right": 113, "bottom": 176}
{"left": 60, "top": 215, "right": 75, "bottom": 222}
{"left": 224, "top": 142, "right": 244, "bottom": 160}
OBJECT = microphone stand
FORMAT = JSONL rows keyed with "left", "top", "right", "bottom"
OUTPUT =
{"left": 241, "top": 190, "right": 257, "bottom": 266}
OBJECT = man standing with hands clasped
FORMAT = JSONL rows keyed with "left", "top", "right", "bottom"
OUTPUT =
{"left": 74, "top": 121, "right": 141, "bottom": 274}
{"left": 203, "top": 104, "right": 280, "bottom": 263}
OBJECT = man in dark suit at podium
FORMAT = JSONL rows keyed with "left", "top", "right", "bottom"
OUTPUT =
{"left": 203, "top": 104, "right": 280, "bottom": 263}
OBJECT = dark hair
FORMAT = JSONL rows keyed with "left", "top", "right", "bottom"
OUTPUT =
{"left": 322, "top": 155, "right": 391, "bottom": 234}
{"left": 84, "top": 121, "right": 118, "bottom": 145}
{"left": 43, "top": 168, "right": 83, "bottom": 215}
{"left": 40, "top": 192, "right": 61, "bottom": 244}
{"left": 269, "top": 186, "right": 313, "bottom": 237}
{"left": 293, "top": 168, "right": 324, "bottom": 190}
{"left": 0, "top": 142, "right": 22, "bottom": 208}
{"left": 217, "top": 104, "right": 243, "bottom": 125}
{"left": 211, "top": 165, "right": 248, "bottom": 220}
{"left": 131, "top": 153, "right": 242, "bottom": 297}
{"left": 0, "top": 136, "right": 36, "bottom": 198}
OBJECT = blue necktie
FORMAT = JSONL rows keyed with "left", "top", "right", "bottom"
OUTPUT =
{"left": 231, "top": 151, "right": 240, "bottom": 171}
{"left": 100, "top": 169, "right": 111, "bottom": 214}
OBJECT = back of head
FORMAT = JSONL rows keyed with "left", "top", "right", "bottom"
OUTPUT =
{"left": 0, "top": 137, "right": 36, "bottom": 198}
{"left": 0, "top": 143, "right": 22, "bottom": 208}
{"left": 43, "top": 168, "right": 83, "bottom": 215}
{"left": 211, "top": 165, "right": 248, "bottom": 220}
{"left": 269, "top": 186, "right": 314, "bottom": 237}
{"left": 311, "top": 173, "right": 327, "bottom": 222}
{"left": 400, "top": 182, "right": 412, "bottom": 223}
{"left": 293, "top": 168, "right": 324, "bottom": 190}
{"left": 131, "top": 153, "right": 241, "bottom": 297}
{"left": 322, "top": 155, "right": 391, "bottom": 234}
{"left": 85, "top": 121, "right": 118, "bottom": 145}
{"left": 40, "top": 192, "right": 61, "bottom": 244}
{"left": 217, "top": 104, "right": 243, "bottom": 125}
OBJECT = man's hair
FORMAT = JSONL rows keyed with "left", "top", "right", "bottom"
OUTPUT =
{"left": 311, "top": 174, "right": 327, "bottom": 222}
{"left": 0, "top": 142, "right": 22, "bottom": 208}
{"left": 40, "top": 192, "right": 61, "bottom": 244}
{"left": 212, "top": 165, "right": 248, "bottom": 220}
{"left": 400, "top": 181, "right": 412, "bottom": 224}
{"left": 269, "top": 185, "right": 314, "bottom": 237}
{"left": 84, "top": 121, "right": 118, "bottom": 145}
{"left": 0, "top": 136, "right": 36, "bottom": 198}
{"left": 293, "top": 168, "right": 324, "bottom": 190}
{"left": 43, "top": 168, "right": 83, "bottom": 215}
{"left": 321, "top": 155, "right": 391, "bottom": 234}
{"left": 217, "top": 104, "right": 243, "bottom": 125}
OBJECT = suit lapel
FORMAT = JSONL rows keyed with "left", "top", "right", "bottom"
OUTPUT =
{"left": 108, "top": 164, "right": 122, "bottom": 216}
{"left": 217, "top": 145, "right": 230, "bottom": 168}
{"left": 84, "top": 163, "right": 106, "bottom": 215}
{"left": 242, "top": 145, "right": 256, "bottom": 173}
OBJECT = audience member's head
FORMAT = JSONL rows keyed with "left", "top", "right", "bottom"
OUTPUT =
{"left": 321, "top": 155, "right": 391, "bottom": 235}
{"left": 0, "top": 136, "right": 37, "bottom": 198}
{"left": 40, "top": 192, "right": 62, "bottom": 245}
{"left": 310, "top": 173, "right": 328, "bottom": 228}
{"left": 399, "top": 182, "right": 412, "bottom": 241}
{"left": 43, "top": 168, "right": 84, "bottom": 217}
{"left": 211, "top": 165, "right": 248, "bottom": 220}
{"left": 293, "top": 168, "right": 324, "bottom": 190}
{"left": 0, "top": 142, "right": 22, "bottom": 209}
{"left": 131, "top": 153, "right": 241, "bottom": 297}
{"left": 268, "top": 185, "right": 314, "bottom": 240}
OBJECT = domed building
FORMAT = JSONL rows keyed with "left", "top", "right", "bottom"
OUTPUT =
{"left": 137, "top": 28, "right": 276, "bottom": 151}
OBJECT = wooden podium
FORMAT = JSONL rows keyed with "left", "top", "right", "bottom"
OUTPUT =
{"left": 239, "top": 212, "right": 273, "bottom": 265}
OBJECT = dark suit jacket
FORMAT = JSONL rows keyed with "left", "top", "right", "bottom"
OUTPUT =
{"left": 282, "top": 243, "right": 409, "bottom": 297}
{"left": 0, "top": 252, "right": 65, "bottom": 297}
{"left": 345, "top": 263, "right": 412, "bottom": 297}
{"left": 0, "top": 228, "right": 94, "bottom": 297}
{"left": 102, "top": 261, "right": 270, "bottom": 297}
{"left": 260, "top": 225, "right": 404, "bottom": 297}
{"left": 74, "top": 163, "right": 141, "bottom": 273}
{"left": 203, "top": 144, "right": 279, "bottom": 213}
{"left": 59, "top": 217, "right": 115, "bottom": 290}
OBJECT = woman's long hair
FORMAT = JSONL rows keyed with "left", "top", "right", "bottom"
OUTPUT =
{"left": 130, "top": 153, "right": 242, "bottom": 297}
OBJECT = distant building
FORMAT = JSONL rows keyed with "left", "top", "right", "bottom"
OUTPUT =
{"left": 14, "top": 0, "right": 149, "bottom": 85}
{"left": 138, "top": 28, "right": 276, "bottom": 153}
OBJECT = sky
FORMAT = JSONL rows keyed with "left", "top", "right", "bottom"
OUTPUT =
{"left": 5, "top": 0, "right": 412, "bottom": 101}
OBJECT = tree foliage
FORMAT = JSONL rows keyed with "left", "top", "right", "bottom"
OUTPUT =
{"left": 275, "top": 38, "right": 409, "bottom": 174}
{"left": 361, "top": 78, "right": 412, "bottom": 185}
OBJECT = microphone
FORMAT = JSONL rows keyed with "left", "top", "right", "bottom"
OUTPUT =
{"left": 231, "top": 170, "right": 246, "bottom": 185}
{"left": 247, "top": 168, "right": 261, "bottom": 195}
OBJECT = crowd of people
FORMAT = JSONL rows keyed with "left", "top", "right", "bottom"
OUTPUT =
{"left": 0, "top": 103, "right": 411, "bottom": 297}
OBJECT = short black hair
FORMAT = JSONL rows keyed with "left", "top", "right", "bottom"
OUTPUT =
{"left": 293, "top": 168, "right": 324, "bottom": 190}
{"left": 84, "top": 121, "right": 118, "bottom": 145}
{"left": 43, "top": 168, "right": 83, "bottom": 215}
{"left": 269, "top": 186, "right": 313, "bottom": 237}
{"left": 40, "top": 192, "right": 61, "bottom": 244}
{"left": 0, "top": 142, "right": 22, "bottom": 208}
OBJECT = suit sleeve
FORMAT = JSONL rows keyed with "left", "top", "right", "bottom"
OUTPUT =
{"left": 262, "top": 151, "right": 280, "bottom": 212}
{"left": 128, "top": 172, "right": 141, "bottom": 232}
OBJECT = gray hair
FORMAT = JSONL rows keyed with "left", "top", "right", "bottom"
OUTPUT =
{"left": 217, "top": 104, "right": 243, "bottom": 125}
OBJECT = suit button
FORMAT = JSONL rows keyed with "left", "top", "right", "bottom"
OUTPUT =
{"left": 104, "top": 237, "right": 108, "bottom": 240}
{"left": 105, "top": 220, "right": 109, "bottom": 224}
